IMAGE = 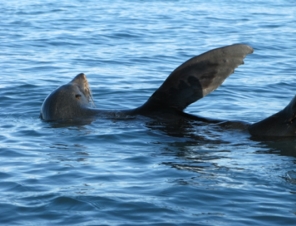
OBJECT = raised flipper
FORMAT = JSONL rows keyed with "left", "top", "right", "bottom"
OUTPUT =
{"left": 139, "top": 44, "right": 253, "bottom": 112}
{"left": 249, "top": 95, "right": 296, "bottom": 138}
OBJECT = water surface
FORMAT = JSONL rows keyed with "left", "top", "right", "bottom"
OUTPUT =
{"left": 1, "top": 0, "right": 296, "bottom": 225}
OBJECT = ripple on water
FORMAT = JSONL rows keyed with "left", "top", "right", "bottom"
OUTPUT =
{"left": 1, "top": 0, "right": 296, "bottom": 225}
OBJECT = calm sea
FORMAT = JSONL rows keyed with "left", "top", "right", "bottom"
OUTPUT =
{"left": 1, "top": 0, "right": 296, "bottom": 225}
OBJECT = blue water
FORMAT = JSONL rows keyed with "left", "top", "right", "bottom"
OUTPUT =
{"left": 1, "top": 0, "right": 296, "bottom": 225}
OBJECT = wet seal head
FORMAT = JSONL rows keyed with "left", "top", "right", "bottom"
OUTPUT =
{"left": 40, "top": 73, "right": 95, "bottom": 121}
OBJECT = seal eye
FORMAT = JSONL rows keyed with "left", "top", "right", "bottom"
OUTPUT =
{"left": 75, "top": 94, "right": 81, "bottom": 99}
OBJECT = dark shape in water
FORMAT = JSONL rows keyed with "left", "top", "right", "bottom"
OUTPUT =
{"left": 40, "top": 44, "right": 296, "bottom": 138}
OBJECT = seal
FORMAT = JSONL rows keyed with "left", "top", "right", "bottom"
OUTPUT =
{"left": 40, "top": 44, "right": 296, "bottom": 138}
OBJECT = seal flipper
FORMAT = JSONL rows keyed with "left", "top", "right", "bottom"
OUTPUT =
{"left": 139, "top": 44, "right": 253, "bottom": 113}
{"left": 249, "top": 95, "right": 296, "bottom": 138}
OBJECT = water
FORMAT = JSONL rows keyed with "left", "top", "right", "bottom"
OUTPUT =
{"left": 1, "top": 0, "right": 296, "bottom": 225}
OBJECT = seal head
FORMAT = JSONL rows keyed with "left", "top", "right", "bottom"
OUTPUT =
{"left": 40, "top": 73, "right": 95, "bottom": 121}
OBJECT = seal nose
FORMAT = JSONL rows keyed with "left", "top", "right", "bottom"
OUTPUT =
{"left": 76, "top": 73, "right": 86, "bottom": 80}
{"left": 70, "top": 73, "right": 87, "bottom": 85}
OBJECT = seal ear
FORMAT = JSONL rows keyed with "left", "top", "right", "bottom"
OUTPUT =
{"left": 141, "top": 44, "right": 253, "bottom": 112}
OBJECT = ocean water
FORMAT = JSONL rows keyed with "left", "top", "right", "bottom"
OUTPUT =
{"left": 1, "top": 0, "right": 296, "bottom": 225}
